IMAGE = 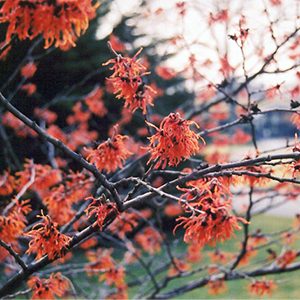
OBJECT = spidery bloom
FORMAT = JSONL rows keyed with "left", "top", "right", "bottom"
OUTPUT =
{"left": 85, "top": 248, "right": 127, "bottom": 293}
{"left": 103, "top": 47, "right": 155, "bottom": 114}
{"left": 20, "top": 62, "right": 37, "bottom": 78}
{"left": 276, "top": 249, "right": 297, "bottom": 268}
{"left": 208, "top": 249, "right": 232, "bottom": 264}
{"left": 167, "top": 258, "right": 190, "bottom": 277}
{"left": 249, "top": 279, "right": 277, "bottom": 296}
{"left": 85, "top": 127, "right": 132, "bottom": 173}
{"left": 2, "top": 112, "right": 37, "bottom": 138}
{"left": 21, "top": 83, "right": 37, "bottom": 96}
{"left": 25, "top": 213, "right": 71, "bottom": 260}
{"left": 28, "top": 273, "right": 70, "bottom": 300}
{"left": 44, "top": 171, "right": 93, "bottom": 225}
{"left": 84, "top": 86, "right": 107, "bottom": 117}
{"left": 174, "top": 177, "right": 246, "bottom": 247}
{"left": 85, "top": 249, "right": 115, "bottom": 276}
{"left": 0, "top": 170, "right": 15, "bottom": 196}
{"left": 16, "top": 160, "right": 62, "bottom": 198}
{"left": 0, "top": 199, "right": 31, "bottom": 260}
{"left": 109, "top": 211, "right": 140, "bottom": 239}
{"left": 291, "top": 113, "right": 300, "bottom": 130}
{"left": 0, "top": 0, "right": 99, "bottom": 49}
{"left": 147, "top": 112, "right": 205, "bottom": 169}
{"left": 135, "top": 227, "right": 162, "bottom": 255}
{"left": 186, "top": 242, "right": 202, "bottom": 263}
{"left": 85, "top": 196, "right": 117, "bottom": 230}
{"left": 207, "top": 279, "right": 227, "bottom": 295}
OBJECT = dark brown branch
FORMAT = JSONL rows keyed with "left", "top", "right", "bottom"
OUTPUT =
{"left": 0, "top": 239, "right": 28, "bottom": 271}
{"left": 124, "top": 152, "right": 300, "bottom": 209}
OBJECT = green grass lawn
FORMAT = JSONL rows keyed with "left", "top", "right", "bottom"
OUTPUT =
{"left": 68, "top": 214, "right": 299, "bottom": 299}
{"left": 162, "top": 215, "right": 300, "bottom": 299}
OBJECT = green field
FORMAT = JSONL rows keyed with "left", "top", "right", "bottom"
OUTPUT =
{"left": 123, "top": 215, "right": 300, "bottom": 299}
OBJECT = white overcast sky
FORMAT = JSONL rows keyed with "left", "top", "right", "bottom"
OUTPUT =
{"left": 97, "top": 0, "right": 299, "bottom": 94}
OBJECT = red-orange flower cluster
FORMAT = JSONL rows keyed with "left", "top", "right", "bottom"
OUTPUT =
{"left": 28, "top": 273, "right": 70, "bottom": 300}
{"left": 175, "top": 177, "right": 246, "bottom": 246}
{"left": 85, "top": 196, "right": 117, "bottom": 230}
{"left": 25, "top": 213, "right": 71, "bottom": 260}
{"left": 276, "top": 249, "right": 297, "bottom": 268}
{"left": 85, "top": 130, "right": 132, "bottom": 173}
{"left": 44, "top": 171, "right": 93, "bottom": 225}
{"left": 147, "top": 112, "right": 204, "bottom": 169}
{"left": 21, "top": 62, "right": 37, "bottom": 78}
{"left": 103, "top": 48, "right": 155, "bottom": 114}
{"left": 85, "top": 249, "right": 127, "bottom": 296}
{"left": 2, "top": 112, "right": 37, "bottom": 138}
{"left": 0, "top": 199, "right": 31, "bottom": 260}
{"left": 0, "top": 170, "right": 15, "bottom": 196}
{"left": 168, "top": 258, "right": 190, "bottom": 277}
{"left": 207, "top": 278, "right": 227, "bottom": 295}
{"left": 0, "top": 0, "right": 99, "bottom": 49}
{"left": 135, "top": 227, "right": 162, "bottom": 255}
{"left": 249, "top": 279, "right": 277, "bottom": 296}
{"left": 84, "top": 86, "right": 107, "bottom": 117}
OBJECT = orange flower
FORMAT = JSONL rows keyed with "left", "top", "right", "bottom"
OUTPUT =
{"left": 276, "top": 249, "right": 297, "bottom": 268}
{"left": 208, "top": 249, "right": 232, "bottom": 264}
{"left": 16, "top": 161, "right": 62, "bottom": 198}
{"left": 2, "top": 111, "right": 37, "bottom": 138}
{"left": 135, "top": 227, "right": 162, "bottom": 255}
{"left": 155, "top": 66, "right": 176, "bottom": 80}
{"left": 44, "top": 171, "right": 93, "bottom": 225}
{"left": 25, "top": 213, "right": 71, "bottom": 260}
{"left": 164, "top": 203, "right": 184, "bottom": 217}
{"left": 85, "top": 129, "right": 132, "bottom": 173}
{"left": 34, "top": 108, "right": 57, "bottom": 124}
{"left": 0, "top": 0, "right": 99, "bottom": 49}
{"left": 100, "top": 266, "right": 126, "bottom": 289}
{"left": 207, "top": 278, "right": 227, "bottom": 295}
{"left": 248, "top": 229, "right": 268, "bottom": 246}
{"left": 0, "top": 42, "right": 11, "bottom": 61}
{"left": 0, "top": 199, "right": 31, "bottom": 261}
{"left": 84, "top": 86, "right": 107, "bottom": 117}
{"left": 186, "top": 242, "right": 202, "bottom": 263}
{"left": 175, "top": 177, "right": 245, "bottom": 247}
{"left": 291, "top": 113, "right": 300, "bottom": 129}
{"left": 168, "top": 258, "right": 190, "bottom": 277}
{"left": 231, "top": 128, "right": 251, "bottom": 144}
{"left": 147, "top": 112, "right": 205, "bottom": 169}
{"left": 67, "top": 102, "right": 91, "bottom": 125}
{"left": 44, "top": 185, "right": 75, "bottom": 225}
{"left": 67, "top": 123, "right": 98, "bottom": 150}
{"left": 249, "top": 278, "right": 277, "bottom": 296}
{"left": 47, "top": 125, "right": 68, "bottom": 144}
{"left": 103, "top": 48, "right": 155, "bottom": 114}
{"left": 239, "top": 163, "right": 270, "bottom": 186}
{"left": 28, "top": 273, "right": 70, "bottom": 300}
{"left": 110, "top": 211, "right": 140, "bottom": 239}
{"left": 85, "top": 248, "right": 115, "bottom": 275}
{"left": 85, "top": 196, "right": 117, "bottom": 230}
{"left": 109, "top": 34, "right": 126, "bottom": 52}
{"left": 80, "top": 236, "right": 98, "bottom": 250}
{"left": 238, "top": 246, "right": 257, "bottom": 266}
{"left": 0, "top": 170, "right": 15, "bottom": 196}
{"left": 20, "top": 62, "right": 37, "bottom": 78}
{"left": 21, "top": 83, "right": 37, "bottom": 96}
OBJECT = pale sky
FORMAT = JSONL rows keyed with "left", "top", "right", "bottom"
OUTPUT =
{"left": 97, "top": 0, "right": 299, "bottom": 101}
